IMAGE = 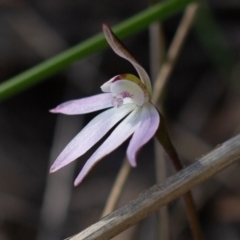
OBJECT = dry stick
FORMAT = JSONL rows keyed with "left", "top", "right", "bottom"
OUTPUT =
{"left": 101, "top": 158, "right": 131, "bottom": 217}
{"left": 69, "top": 134, "right": 240, "bottom": 240}
{"left": 101, "top": 2, "right": 199, "bottom": 220}
{"left": 152, "top": 3, "right": 199, "bottom": 103}
{"left": 149, "top": 0, "right": 166, "bottom": 77}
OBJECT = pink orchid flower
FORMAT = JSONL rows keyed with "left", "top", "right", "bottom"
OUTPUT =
{"left": 50, "top": 24, "right": 160, "bottom": 186}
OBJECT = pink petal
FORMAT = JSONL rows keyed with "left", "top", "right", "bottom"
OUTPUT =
{"left": 127, "top": 103, "right": 160, "bottom": 167}
{"left": 50, "top": 104, "right": 135, "bottom": 172}
{"left": 102, "top": 24, "right": 152, "bottom": 96}
{"left": 74, "top": 107, "right": 142, "bottom": 186}
{"left": 50, "top": 93, "right": 112, "bottom": 115}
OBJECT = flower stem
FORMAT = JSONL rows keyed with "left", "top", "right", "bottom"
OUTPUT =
{"left": 101, "top": 1, "right": 200, "bottom": 227}
{"left": 155, "top": 113, "right": 204, "bottom": 240}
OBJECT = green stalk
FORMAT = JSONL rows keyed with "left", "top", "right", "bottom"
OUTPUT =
{"left": 0, "top": 0, "right": 195, "bottom": 102}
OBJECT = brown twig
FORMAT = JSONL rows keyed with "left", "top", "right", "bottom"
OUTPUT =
{"left": 101, "top": 158, "right": 131, "bottom": 217}
{"left": 152, "top": 3, "right": 199, "bottom": 104}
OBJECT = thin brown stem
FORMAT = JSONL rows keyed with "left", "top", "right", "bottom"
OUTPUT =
{"left": 169, "top": 156, "right": 203, "bottom": 240}
{"left": 152, "top": 3, "right": 199, "bottom": 104}
{"left": 101, "top": 158, "right": 131, "bottom": 217}
{"left": 156, "top": 113, "right": 204, "bottom": 240}
{"left": 183, "top": 192, "right": 203, "bottom": 240}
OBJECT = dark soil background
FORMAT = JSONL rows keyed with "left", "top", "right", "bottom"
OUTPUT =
{"left": 1, "top": 0, "right": 240, "bottom": 240}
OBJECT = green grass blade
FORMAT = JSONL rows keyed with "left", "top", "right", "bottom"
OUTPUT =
{"left": 0, "top": 0, "right": 195, "bottom": 102}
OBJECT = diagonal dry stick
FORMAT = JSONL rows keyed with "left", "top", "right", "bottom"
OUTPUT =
{"left": 69, "top": 134, "right": 240, "bottom": 240}
{"left": 152, "top": 2, "right": 199, "bottom": 103}
{"left": 101, "top": 157, "right": 130, "bottom": 217}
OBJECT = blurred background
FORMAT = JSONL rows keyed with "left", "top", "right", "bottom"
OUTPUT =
{"left": 0, "top": 0, "right": 240, "bottom": 239}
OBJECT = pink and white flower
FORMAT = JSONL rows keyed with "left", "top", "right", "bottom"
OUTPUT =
{"left": 50, "top": 24, "right": 160, "bottom": 186}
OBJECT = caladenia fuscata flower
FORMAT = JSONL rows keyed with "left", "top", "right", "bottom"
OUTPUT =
{"left": 50, "top": 24, "right": 160, "bottom": 186}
